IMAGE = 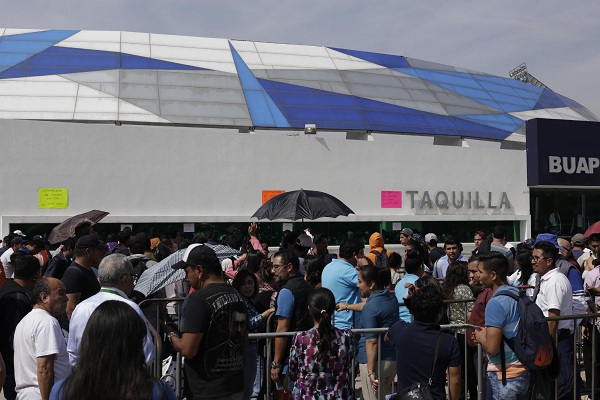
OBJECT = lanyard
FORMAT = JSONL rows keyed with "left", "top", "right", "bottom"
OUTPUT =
{"left": 99, "top": 288, "right": 125, "bottom": 298}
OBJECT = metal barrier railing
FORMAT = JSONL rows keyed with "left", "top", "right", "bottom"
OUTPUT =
{"left": 138, "top": 296, "right": 599, "bottom": 400}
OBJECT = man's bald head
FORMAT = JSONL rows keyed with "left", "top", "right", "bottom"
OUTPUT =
{"left": 557, "top": 238, "right": 571, "bottom": 258}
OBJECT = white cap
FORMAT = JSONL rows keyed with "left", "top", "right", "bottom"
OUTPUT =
{"left": 13, "top": 230, "right": 26, "bottom": 237}
{"left": 425, "top": 233, "right": 437, "bottom": 244}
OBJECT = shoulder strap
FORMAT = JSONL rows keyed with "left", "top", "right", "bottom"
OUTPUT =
{"left": 429, "top": 332, "right": 446, "bottom": 384}
{"left": 501, "top": 336, "right": 507, "bottom": 385}
{"left": 370, "top": 249, "right": 381, "bottom": 256}
{"left": 493, "top": 290, "right": 520, "bottom": 302}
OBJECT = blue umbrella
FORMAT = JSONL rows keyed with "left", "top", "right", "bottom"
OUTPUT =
{"left": 133, "top": 243, "right": 240, "bottom": 297}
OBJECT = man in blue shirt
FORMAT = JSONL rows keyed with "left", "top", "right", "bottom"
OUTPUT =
{"left": 321, "top": 238, "right": 363, "bottom": 329}
{"left": 270, "top": 249, "right": 313, "bottom": 386}
{"left": 474, "top": 252, "right": 529, "bottom": 400}
{"left": 395, "top": 256, "right": 423, "bottom": 322}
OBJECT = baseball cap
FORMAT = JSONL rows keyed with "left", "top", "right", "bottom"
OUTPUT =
{"left": 75, "top": 235, "right": 109, "bottom": 252}
{"left": 571, "top": 233, "right": 586, "bottom": 246}
{"left": 296, "top": 233, "right": 315, "bottom": 249}
{"left": 534, "top": 233, "right": 564, "bottom": 251}
{"left": 13, "top": 230, "right": 26, "bottom": 237}
{"left": 10, "top": 236, "right": 27, "bottom": 246}
{"left": 424, "top": 233, "right": 437, "bottom": 244}
{"left": 400, "top": 228, "right": 413, "bottom": 237}
{"left": 172, "top": 243, "right": 219, "bottom": 270}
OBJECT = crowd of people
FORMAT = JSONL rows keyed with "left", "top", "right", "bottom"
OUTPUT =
{"left": 0, "top": 221, "right": 599, "bottom": 400}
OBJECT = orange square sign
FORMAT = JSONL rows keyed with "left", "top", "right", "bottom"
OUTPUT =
{"left": 262, "top": 190, "right": 285, "bottom": 204}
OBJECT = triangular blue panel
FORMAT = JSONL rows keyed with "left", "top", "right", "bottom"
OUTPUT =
{"left": 0, "top": 46, "right": 203, "bottom": 80}
{"left": 533, "top": 89, "right": 567, "bottom": 110}
{"left": 258, "top": 79, "right": 511, "bottom": 140}
{"left": 353, "top": 96, "right": 510, "bottom": 140}
{"left": 397, "top": 68, "right": 543, "bottom": 113}
{"left": 330, "top": 47, "right": 410, "bottom": 68}
{"left": 229, "top": 43, "right": 290, "bottom": 128}
{"left": 455, "top": 113, "right": 525, "bottom": 132}
{"left": 555, "top": 92, "right": 584, "bottom": 109}
{"left": 0, "top": 30, "right": 79, "bottom": 73}
{"left": 258, "top": 78, "right": 369, "bottom": 130}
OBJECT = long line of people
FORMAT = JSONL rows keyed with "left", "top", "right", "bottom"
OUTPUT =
{"left": 2, "top": 223, "right": 600, "bottom": 400}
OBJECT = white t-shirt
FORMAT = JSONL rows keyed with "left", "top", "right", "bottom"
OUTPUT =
{"left": 535, "top": 267, "right": 574, "bottom": 332}
{"left": 1, "top": 248, "right": 14, "bottom": 278}
{"left": 14, "top": 308, "right": 71, "bottom": 400}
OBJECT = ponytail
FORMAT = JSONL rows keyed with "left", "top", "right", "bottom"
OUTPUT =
{"left": 316, "top": 310, "right": 333, "bottom": 361}
{"left": 307, "top": 288, "right": 336, "bottom": 362}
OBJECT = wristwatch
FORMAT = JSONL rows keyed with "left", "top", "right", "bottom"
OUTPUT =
{"left": 168, "top": 331, "right": 179, "bottom": 339}
{"left": 367, "top": 372, "right": 376, "bottom": 378}
{"left": 271, "top": 362, "right": 282, "bottom": 369}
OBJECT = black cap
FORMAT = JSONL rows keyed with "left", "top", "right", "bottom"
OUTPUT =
{"left": 75, "top": 235, "right": 109, "bottom": 252}
{"left": 172, "top": 244, "right": 219, "bottom": 270}
{"left": 10, "top": 237, "right": 27, "bottom": 246}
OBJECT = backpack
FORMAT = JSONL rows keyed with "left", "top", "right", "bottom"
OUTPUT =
{"left": 495, "top": 289, "right": 554, "bottom": 370}
{"left": 370, "top": 249, "right": 389, "bottom": 269}
{"left": 495, "top": 289, "right": 558, "bottom": 388}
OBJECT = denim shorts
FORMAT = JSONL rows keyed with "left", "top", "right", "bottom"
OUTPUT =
{"left": 487, "top": 370, "right": 530, "bottom": 400}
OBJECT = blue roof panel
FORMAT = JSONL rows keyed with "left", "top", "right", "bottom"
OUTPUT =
{"left": 230, "top": 44, "right": 290, "bottom": 128}
{"left": 0, "top": 30, "right": 78, "bottom": 73}
{"left": 0, "top": 46, "right": 203, "bottom": 79}
{"left": 330, "top": 47, "right": 410, "bottom": 68}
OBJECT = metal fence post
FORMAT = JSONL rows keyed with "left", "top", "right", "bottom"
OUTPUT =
{"left": 477, "top": 344, "right": 483, "bottom": 400}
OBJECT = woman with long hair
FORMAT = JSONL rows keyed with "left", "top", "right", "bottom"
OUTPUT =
{"left": 232, "top": 269, "right": 274, "bottom": 400}
{"left": 405, "top": 238, "right": 432, "bottom": 274}
{"left": 304, "top": 255, "right": 325, "bottom": 288}
{"left": 288, "top": 288, "right": 355, "bottom": 399}
{"left": 442, "top": 261, "right": 476, "bottom": 400}
{"left": 508, "top": 247, "right": 537, "bottom": 297}
{"left": 50, "top": 300, "right": 176, "bottom": 400}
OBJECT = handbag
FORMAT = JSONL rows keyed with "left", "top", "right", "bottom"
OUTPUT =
{"left": 389, "top": 332, "right": 446, "bottom": 400}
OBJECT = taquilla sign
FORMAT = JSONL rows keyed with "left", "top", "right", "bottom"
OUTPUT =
{"left": 527, "top": 119, "right": 600, "bottom": 186}
{"left": 405, "top": 191, "right": 511, "bottom": 210}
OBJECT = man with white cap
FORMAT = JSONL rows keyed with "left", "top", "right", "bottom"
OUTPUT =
{"left": 425, "top": 233, "right": 445, "bottom": 265}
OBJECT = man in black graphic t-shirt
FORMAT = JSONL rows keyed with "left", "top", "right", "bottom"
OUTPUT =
{"left": 168, "top": 244, "right": 247, "bottom": 400}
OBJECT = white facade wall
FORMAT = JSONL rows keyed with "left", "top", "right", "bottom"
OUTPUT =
{"left": 0, "top": 119, "right": 529, "bottom": 237}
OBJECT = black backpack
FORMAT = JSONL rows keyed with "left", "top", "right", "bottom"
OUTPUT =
{"left": 495, "top": 289, "right": 558, "bottom": 385}
{"left": 369, "top": 249, "right": 389, "bottom": 269}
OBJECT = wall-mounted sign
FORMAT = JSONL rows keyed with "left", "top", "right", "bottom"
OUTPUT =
{"left": 405, "top": 191, "right": 511, "bottom": 210}
{"left": 183, "top": 223, "right": 195, "bottom": 233}
{"left": 262, "top": 190, "right": 285, "bottom": 204}
{"left": 527, "top": 119, "right": 600, "bottom": 186}
{"left": 381, "top": 191, "right": 402, "bottom": 208}
{"left": 38, "top": 188, "right": 68, "bottom": 209}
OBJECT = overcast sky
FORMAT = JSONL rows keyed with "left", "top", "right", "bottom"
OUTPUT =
{"left": 2, "top": 1, "right": 599, "bottom": 117}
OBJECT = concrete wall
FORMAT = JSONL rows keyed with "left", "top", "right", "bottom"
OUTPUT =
{"left": 0, "top": 119, "right": 530, "bottom": 237}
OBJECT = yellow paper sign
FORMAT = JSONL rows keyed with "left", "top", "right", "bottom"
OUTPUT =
{"left": 38, "top": 188, "right": 69, "bottom": 209}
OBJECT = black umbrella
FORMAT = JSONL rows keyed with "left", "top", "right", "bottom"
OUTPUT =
{"left": 251, "top": 189, "right": 354, "bottom": 221}
{"left": 48, "top": 209, "right": 109, "bottom": 244}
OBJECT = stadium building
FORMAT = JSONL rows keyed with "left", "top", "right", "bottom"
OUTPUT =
{"left": 0, "top": 28, "right": 597, "bottom": 244}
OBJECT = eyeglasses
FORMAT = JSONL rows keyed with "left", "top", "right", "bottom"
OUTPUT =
{"left": 272, "top": 264, "right": 286, "bottom": 270}
{"left": 531, "top": 256, "right": 548, "bottom": 262}
{"left": 123, "top": 273, "right": 139, "bottom": 283}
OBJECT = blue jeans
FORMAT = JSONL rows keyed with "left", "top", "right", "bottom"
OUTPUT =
{"left": 487, "top": 370, "right": 530, "bottom": 400}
